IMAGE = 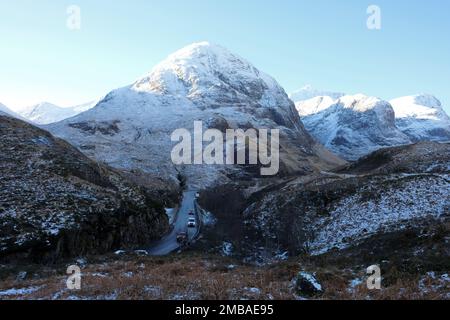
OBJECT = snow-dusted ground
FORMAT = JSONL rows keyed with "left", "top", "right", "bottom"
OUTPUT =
{"left": 309, "top": 174, "right": 450, "bottom": 255}
{"left": 0, "top": 286, "right": 43, "bottom": 297}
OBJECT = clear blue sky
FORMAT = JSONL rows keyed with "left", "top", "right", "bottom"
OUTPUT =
{"left": 1, "top": 0, "right": 449, "bottom": 113}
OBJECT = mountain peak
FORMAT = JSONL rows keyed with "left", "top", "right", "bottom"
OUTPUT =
{"left": 338, "top": 94, "right": 391, "bottom": 113}
{"left": 390, "top": 94, "right": 450, "bottom": 142}
{"left": 390, "top": 94, "right": 447, "bottom": 120}
{"left": 297, "top": 94, "right": 410, "bottom": 160}
{"left": 30, "top": 101, "right": 62, "bottom": 111}
{"left": 132, "top": 42, "right": 283, "bottom": 107}
{"left": 18, "top": 101, "right": 96, "bottom": 125}
{"left": 48, "top": 42, "right": 344, "bottom": 188}
{"left": 165, "top": 41, "right": 226, "bottom": 58}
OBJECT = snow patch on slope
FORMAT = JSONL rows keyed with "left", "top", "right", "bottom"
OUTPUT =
{"left": 295, "top": 96, "right": 337, "bottom": 117}
{"left": 0, "top": 286, "right": 43, "bottom": 297}
{"left": 390, "top": 94, "right": 450, "bottom": 142}
{"left": 310, "top": 174, "right": 450, "bottom": 255}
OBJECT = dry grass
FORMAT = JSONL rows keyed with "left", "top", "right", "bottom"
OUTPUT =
{"left": 0, "top": 253, "right": 448, "bottom": 300}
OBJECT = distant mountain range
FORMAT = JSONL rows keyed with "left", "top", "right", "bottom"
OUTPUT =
{"left": 16, "top": 101, "right": 97, "bottom": 125}
{"left": 5, "top": 82, "right": 448, "bottom": 164}
{"left": 292, "top": 86, "right": 450, "bottom": 160}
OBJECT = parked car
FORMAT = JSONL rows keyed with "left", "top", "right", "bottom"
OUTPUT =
{"left": 176, "top": 232, "right": 188, "bottom": 244}
{"left": 187, "top": 218, "right": 196, "bottom": 228}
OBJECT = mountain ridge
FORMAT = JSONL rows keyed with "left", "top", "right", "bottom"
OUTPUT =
{"left": 292, "top": 88, "right": 450, "bottom": 160}
{"left": 0, "top": 114, "right": 170, "bottom": 261}
{"left": 17, "top": 101, "right": 97, "bottom": 125}
{"left": 296, "top": 94, "right": 411, "bottom": 160}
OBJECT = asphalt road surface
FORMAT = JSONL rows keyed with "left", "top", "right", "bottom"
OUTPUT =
{"left": 147, "top": 191, "right": 199, "bottom": 255}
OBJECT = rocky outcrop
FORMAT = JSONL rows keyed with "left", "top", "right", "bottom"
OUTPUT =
{"left": 292, "top": 272, "right": 323, "bottom": 297}
{"left": 0, "top": 115, "right": 169, "bottom": 262}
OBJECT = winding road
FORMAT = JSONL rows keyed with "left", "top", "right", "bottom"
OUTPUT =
{"left": 147, "top": 191, "right": 200, "bottom": 256}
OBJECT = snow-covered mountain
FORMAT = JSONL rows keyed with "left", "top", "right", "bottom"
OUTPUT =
{"left": 289, "top": 85, "right": 344, "bottom": 104}
{"left": 297, "top": 94, "right": 411, "bottom": 160}
{"left": 0, "top": 102, "right": 23, "bottom": 119}
{"left": 390, "top": 94, "right": 450, "bottom": 142}
{"left": 293, "top": 88, "right": 450, "bottom": 160}
{"left": 18, "top": 101, "right": 96, "bottom": 125}
{"left": 48, "top": 42, "right": 344, "bottom": 187}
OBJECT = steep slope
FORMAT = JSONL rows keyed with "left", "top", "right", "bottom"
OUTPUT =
{"left": 297, "top": 94, "right": 411, "bottom": 160}
{"left": 241, "top": 142, "right": 449, "bottom": 257}
{"left": 289, "top": 85, "right": 344, "bottom": 103}
{"left": 339, "top": 141, "right": 450, "bottom": 175}
{"left": 48, "top": 42, "right": 344, "bottom": 187}
{"left": 18, "top": 101, "right": 96, "bottom": 125}
{"left": 390, "top": 94, "right": 450, "bottom": 142}
{"left": 0, "top": 115, "right": 169, "bottom": 262}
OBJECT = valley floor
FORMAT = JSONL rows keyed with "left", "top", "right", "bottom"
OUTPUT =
{"left": 1, "top": 220, "right": 448, "bottom": 300}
